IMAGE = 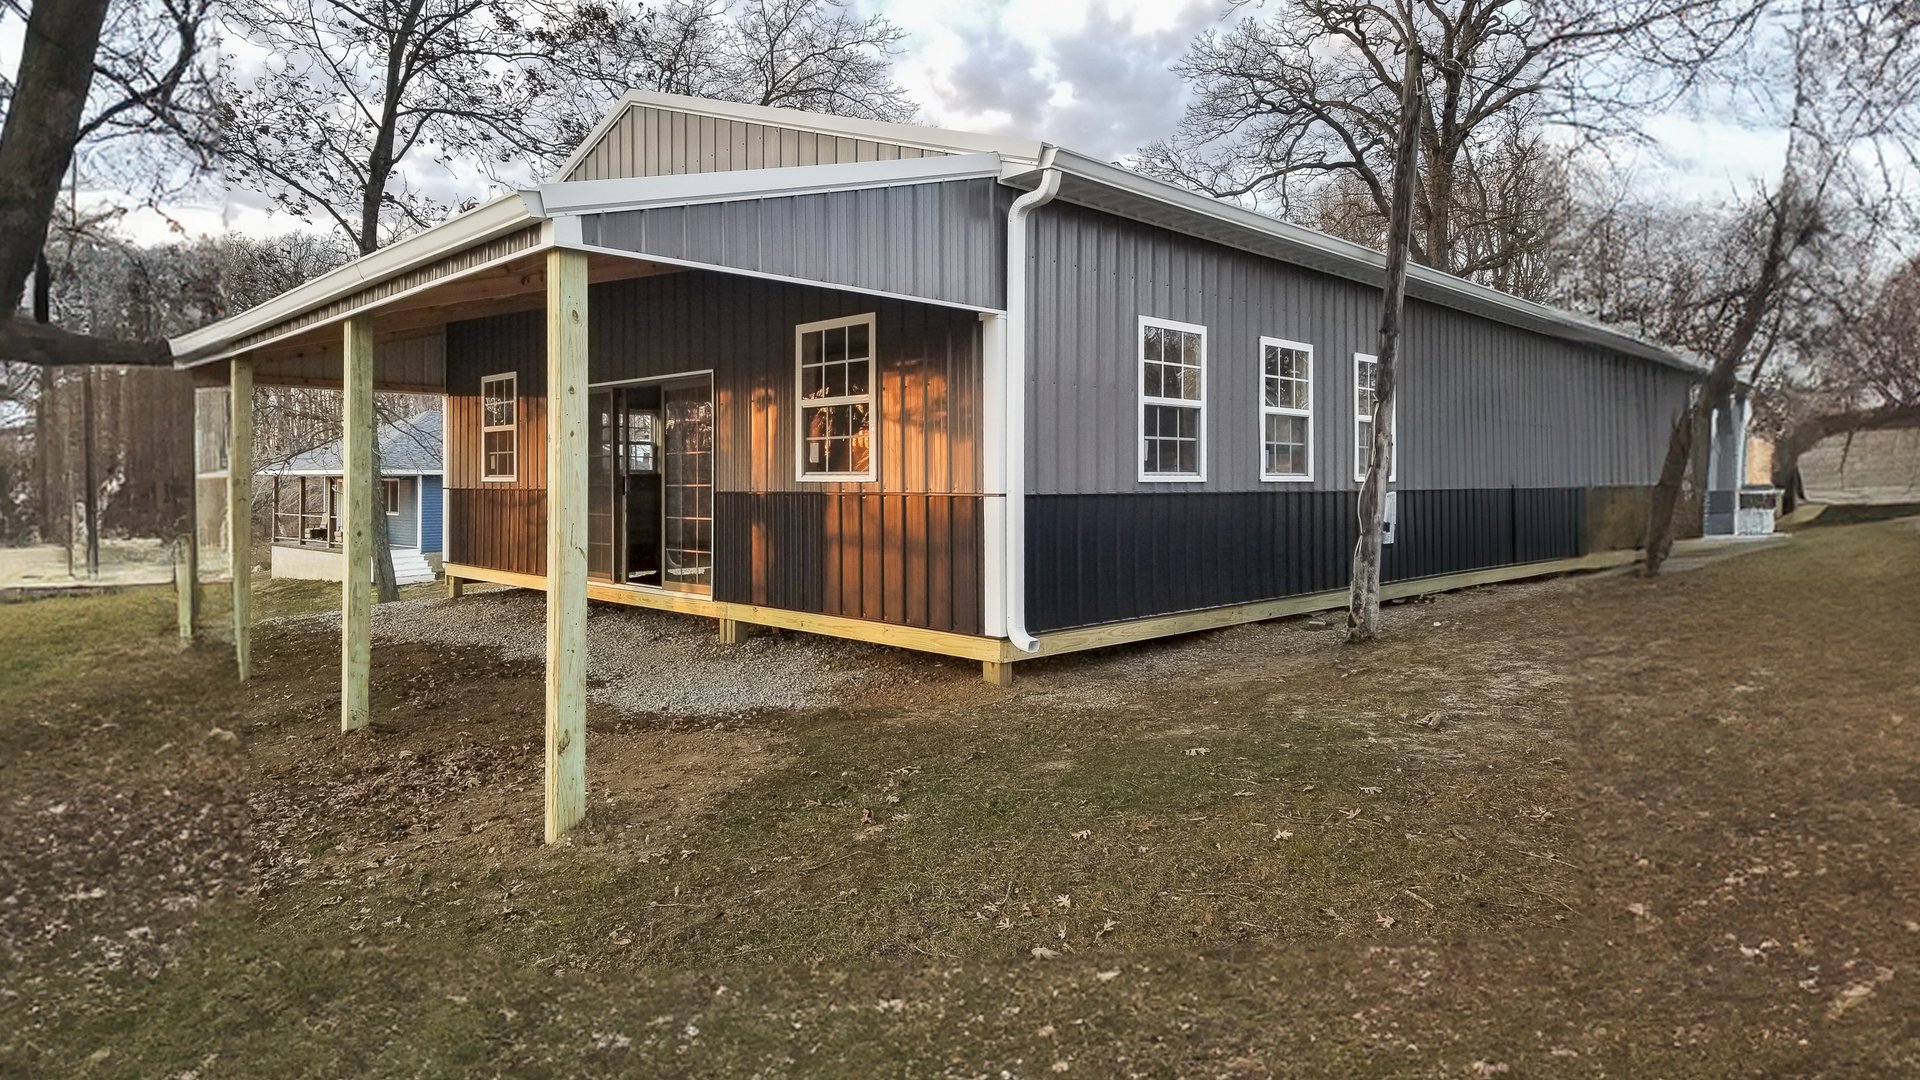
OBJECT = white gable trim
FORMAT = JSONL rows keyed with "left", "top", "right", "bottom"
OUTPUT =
{"left": 538, "top": 153, "right": 1003, "bottom": 216}
{"left": 549, "top": 90, "right": 1045, "bottom": 182}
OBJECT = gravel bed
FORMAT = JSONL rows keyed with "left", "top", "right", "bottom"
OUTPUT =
{"left": 267, "top": 588, "right": 954, "bottom": 716}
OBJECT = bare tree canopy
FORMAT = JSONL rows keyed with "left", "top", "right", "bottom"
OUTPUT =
{"left": 556, "top": 0, "right": 914, "bottom": 126}
{"left": 1137, "top": 0, "right": 1763, "bottom": 292}
{"left": 217, "top": 0, "right": 596, "bottom": 255}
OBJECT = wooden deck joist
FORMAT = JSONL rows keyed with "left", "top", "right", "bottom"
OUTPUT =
{"left": 449, "top": 536, "right": 1773, "bottom": 681}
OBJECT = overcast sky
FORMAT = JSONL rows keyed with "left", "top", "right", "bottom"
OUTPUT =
{"left": 68, "top": 0, "right": 1790, "bottom": 245}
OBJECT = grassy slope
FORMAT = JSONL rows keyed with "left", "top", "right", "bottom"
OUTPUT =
{"left": 4, "top": 521, "right": 1919, "bottom": 1078}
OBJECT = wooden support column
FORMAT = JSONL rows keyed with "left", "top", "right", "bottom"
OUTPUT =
{"left": 544, "top": 248, "right": 590, "bottom": 844}
{"left": 340, "top": 315, "right": 375, "bottom": 733}
{"left": 982, "top": 659, "right": 1014, "bottom": 688}
{"left": 447, "top": 574, "right": 464, "bottom": 599}
{"left": 228, "top": 356, "right": 253, "bottom": 681}
{"left": 717, "top": 618, "right": 742, "bottom": 645}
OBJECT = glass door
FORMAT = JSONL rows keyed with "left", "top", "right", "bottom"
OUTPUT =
{"left": 584, "top": 377, "right": 710, "bottom": 594}
{"left": 660, "top": 380, "right": 713, "bottom": 594}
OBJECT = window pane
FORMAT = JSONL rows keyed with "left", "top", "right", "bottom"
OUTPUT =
{"left": 801, "top": 361, "right": 826, "bottom": 399}
{"left": 1180, "top": 331, "right": 1202, "bottom": 369}
{"left": 1144, "top": 362, "right": 1164, "bottom": 399}
{"left": 824, "top": 326, "right": 848, "bottom": 365}
{"left": 847, "top": 320, "right": 869, "bottom": 359}
{"left": 1264, "top": 344, "right": 1279, "bottom": 380}
{"left": 1178, "top": 365, "right": 1201, "bottom": 401}
{"left": 802, "top": 330, "right": 822, "bottom": 367}
{"left": 847, "top": 356, "right": 870, "bottom": 396}
{"left": 1176, "top": 439, "right": 1198, "bottom": 475}
{"left": 825, "top": 361, "right": 848, "bottom": 398}
{"left": 1144, "top": 324, "right": 1163, "bottom": 365}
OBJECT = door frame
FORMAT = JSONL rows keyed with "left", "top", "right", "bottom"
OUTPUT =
{"left": 586, "top": 369, "right": 716, "bottom": 598}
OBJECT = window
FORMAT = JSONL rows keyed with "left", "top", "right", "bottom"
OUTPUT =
{"left": 481, "top": 373, "right": 517, "bottom": 481}
{"left": 1353, "top": 353, "right": 1397, "bottom": 482}
{"left": 1139, "top": 317, "right": 1206, "bottom": 480}
{"left": 796, "top": 313, "right": 876, "bottom": 481}
{"left": 1260, "top": 338, "right": 1312, "bottom": 481}
{"left": 383, "top": 478, "right": 401, "bottom": 516}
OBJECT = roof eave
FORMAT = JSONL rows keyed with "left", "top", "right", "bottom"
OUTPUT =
{"left": 1012, "top": 149, "right": 1706, "bottom": 375}
{"left": 169, "top": 192, "right": 545, "bottom": 366}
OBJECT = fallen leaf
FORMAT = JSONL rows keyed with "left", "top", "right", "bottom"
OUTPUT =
{"left": 1030, "top": 946, "right": 1061, "bottom": 960}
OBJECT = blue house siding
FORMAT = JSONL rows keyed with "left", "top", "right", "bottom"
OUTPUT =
{"left": 419, "top": 475, "right": 443, "bottom": 554}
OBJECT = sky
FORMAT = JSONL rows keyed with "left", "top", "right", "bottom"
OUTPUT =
{"left": 20, "top": 0, "right": 1794, "bottom": 247}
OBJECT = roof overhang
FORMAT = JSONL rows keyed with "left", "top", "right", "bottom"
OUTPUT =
{"left": 169, "top": 192, "right": 544, "bottom": 366}
{"left": 537, "top": 152, "right": 1004, "bottom": 216}
{"left": 1008, "top": 149, "right": 1708, "bottom": 375}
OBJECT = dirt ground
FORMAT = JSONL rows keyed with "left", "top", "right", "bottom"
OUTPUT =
{"left": 4, "top": 518, "right": 1919, "bottom": 1078}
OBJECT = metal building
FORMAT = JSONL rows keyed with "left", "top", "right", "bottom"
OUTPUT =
{"left": 170, "top": 92, "right": 1708, "bottom": 837}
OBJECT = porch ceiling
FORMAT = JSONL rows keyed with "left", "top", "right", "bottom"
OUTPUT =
{"left": 222, "top": 252, "right": 674, "bottom": 393}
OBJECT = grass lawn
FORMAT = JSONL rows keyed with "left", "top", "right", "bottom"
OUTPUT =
{"left": 4, "top": 520, "right": 1919, "bottom": 1077}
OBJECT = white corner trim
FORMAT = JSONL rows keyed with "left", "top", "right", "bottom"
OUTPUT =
{"left": 540, "top": 154, "right": 1004, "bottom": 216}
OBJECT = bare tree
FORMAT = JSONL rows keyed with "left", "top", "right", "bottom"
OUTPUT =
{"left": 1761, "top": 255, "right": 1920, "bottom": 510}
{"left": 0, "top": 0, "right": 213, "bottom": 369}
{"left": 1138, "top": 0, "right": 1761, "bottom": 292}
{"left": 553, "top": 0, "right": 914, "bottom": 130}
{"left": 1349, "top": 24, "right": 1422, "bottom": 642}
{"left": 1639, "top": 0, "right": 1920, "bottom": 573}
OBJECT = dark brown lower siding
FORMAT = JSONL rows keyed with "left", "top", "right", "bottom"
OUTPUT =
{"left": 1025, "top": 486, "right": 1654, "bottom": 633}
{"left": 715, "top": 492, "right": 984, "bottom": 635}
{"left": 446, "top": 488, "right": 546, "bottom": 577}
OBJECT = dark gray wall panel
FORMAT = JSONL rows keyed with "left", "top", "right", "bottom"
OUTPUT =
{"left": 1026, "top": 200, "right": 1697, "bottom": 495}
{"left": 1026, "top": 487, "right": 1608, "bottom": 632}
{"left": 580, "top": 178, "right": 1008, "bottom": 311}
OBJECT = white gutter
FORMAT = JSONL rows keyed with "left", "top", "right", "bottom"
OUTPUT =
{"left": 1000, "top": 147, "right": 1061, "bottom": 654}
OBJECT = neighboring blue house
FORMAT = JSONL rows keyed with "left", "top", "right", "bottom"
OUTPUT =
{"left": 268, "top": 409, "right": 443, "bottom": 585}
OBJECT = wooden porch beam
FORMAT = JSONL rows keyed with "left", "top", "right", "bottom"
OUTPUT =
{"left": 544, "top": 247, "right": 590, "bottom": 843}
{"left": 228, "top": 356, "right": 253, "bottom": 681}
{"left": 340, "top": 314, "right": 374, "bottom": 732}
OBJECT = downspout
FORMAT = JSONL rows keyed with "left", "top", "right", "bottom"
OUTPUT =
{"left": 1002, "top": 148, "right": 1060, "bottom": 654}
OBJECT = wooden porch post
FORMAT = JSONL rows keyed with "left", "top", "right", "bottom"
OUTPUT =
{"left": 545, "top": 247, "right": 590, "bottom": 843}
{"left": 228, "top": 356, "right": 253, "bottom": 681}
{"left": 341, "top": 314, "right": 375, "bottom": 732}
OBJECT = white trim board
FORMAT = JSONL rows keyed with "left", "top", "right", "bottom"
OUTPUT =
{"left": 556, "top": 239, "right": 1005, "bottom": 315}
{"left": 170, "top": 193, "right": 540, "bottom": 364}
{"left": 539, "top": 154, "right": 1004, "bottom": 216}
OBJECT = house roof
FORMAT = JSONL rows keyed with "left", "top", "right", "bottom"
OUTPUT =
{"left": 275, "top": 408, "right": 443, "bottom": 476}
{"left": 171, "top": 90, "right": 1703, "bottom": 375}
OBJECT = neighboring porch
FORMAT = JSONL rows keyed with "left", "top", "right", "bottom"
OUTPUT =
{"left": 271, "top": 473, "right": 441, "bottom": 585}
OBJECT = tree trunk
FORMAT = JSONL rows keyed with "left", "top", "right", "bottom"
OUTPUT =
{"left": 370, "top": 436, "right": 400, "bottom": 603}
{"left": 1642, "top": 174, "right": 1799, "bottom": 575}
{"left": 1348, "top": 42, "right": 1423, "bottom": 643}
{"left": 1769, "top": 402, "right": 1920, "bottom": 515}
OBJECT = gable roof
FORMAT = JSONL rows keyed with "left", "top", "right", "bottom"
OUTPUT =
{"left": 275, "top": 408, "right": 443, "bottom": 476}
{"left": 171, "top": 92, "right": 1702, "bottom": 375}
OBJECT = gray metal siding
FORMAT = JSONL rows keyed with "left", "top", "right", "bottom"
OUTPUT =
{"left": 566, "top": 104, "right": 942, "bottom": 182}
{"left": 578, "top": 178, "right": 1008, "bottom": 311}
{"left": 385, "top": 476, "right": 418, "bottom": 550}
{"left": 1027, "top": 200, "right": 1696, "bottom": 495}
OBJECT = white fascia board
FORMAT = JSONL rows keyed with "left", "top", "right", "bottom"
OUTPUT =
{"left": 550, "top": 90, "right": 1046, "bottom": 181}
{"left": 1018, "top": 148, "right": 1706, "bottom": 376}
{"left": 169, "top": 191, "right": 544, "bottom": 365}
{"left": 540, "top": 153, "right": 1004, "bottom": 216}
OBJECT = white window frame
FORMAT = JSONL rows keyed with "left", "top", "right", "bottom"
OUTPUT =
{"left": 383, "top": 477, "right": 401, "bottom": 516}
{"left": 1352, "top": 352, "right": 1397, "bottom": 483}
{"left": 480, "top": 372, "right": 518, "bottom": 483}
{"left": 1137, "top": 315, "right": 1208, "bottom": 483}
{"left": 1258, "top": 336, "right": 1314, "bottom": 483}
{"left": 793, "top": 312, "right": 878, "bottom": 483}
